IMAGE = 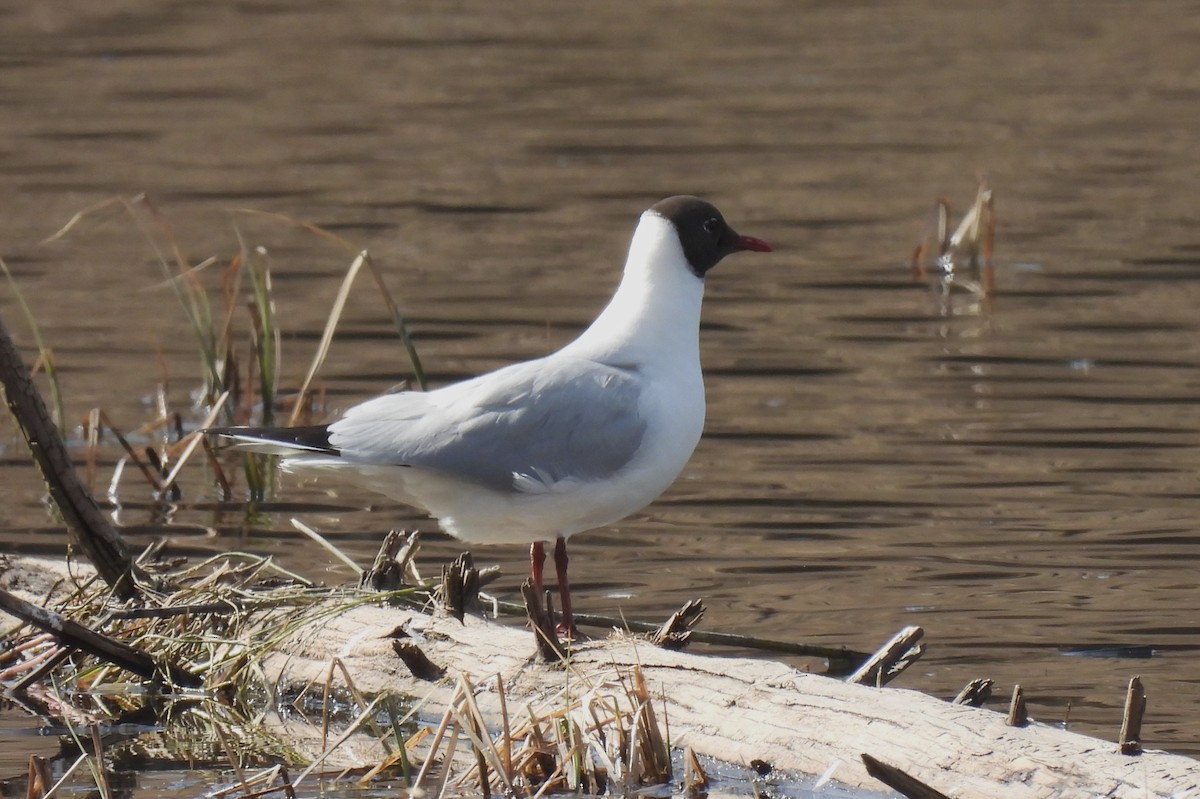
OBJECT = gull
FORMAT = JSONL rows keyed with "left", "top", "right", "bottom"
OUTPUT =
{"left": 212, "top": 196, "right": 771, "bottom": 633}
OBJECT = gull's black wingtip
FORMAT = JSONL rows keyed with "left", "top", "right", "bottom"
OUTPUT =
{"left": 207, "top": 424, "right": 339, "bottom": 455}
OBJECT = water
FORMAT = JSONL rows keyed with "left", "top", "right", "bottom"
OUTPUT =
{"left": 1, "top": 0, "right": 1199, "bottom": 791}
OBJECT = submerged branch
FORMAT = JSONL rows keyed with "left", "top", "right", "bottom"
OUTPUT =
{"left": 0, "top": 588, "right": 200, "bottom": 688}
{"left": 0, "top": 306, "right": 145, "bottom": 599}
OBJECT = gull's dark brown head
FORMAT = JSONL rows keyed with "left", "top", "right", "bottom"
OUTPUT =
{"left": 650, "top": 195, "right": 772, "bottom": 277}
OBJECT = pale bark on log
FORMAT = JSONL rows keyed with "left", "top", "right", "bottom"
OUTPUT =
{"left": 262, "top": 601, "right": 1200, "bottom": 799}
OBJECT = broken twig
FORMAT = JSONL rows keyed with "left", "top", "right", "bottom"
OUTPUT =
{"left": 520, "top": 579, "right": 565, "bottom": 663}
{"left": 1119, "top": 676, "right": 1146, "bottom": 755}
{"left": 1007, "top": 684, "right": 1028, "bottom": 727}
{"left": 861, "top": 753, "right": 952, "bottom": 799}
{"left": 651, "top": 599, "right": 705, "bottom": 650}
{"left": 846, "top": 626, "right": 924, "bottom": 687}
{"left": 953, "top": 677, "right": 994, "bottom": 707}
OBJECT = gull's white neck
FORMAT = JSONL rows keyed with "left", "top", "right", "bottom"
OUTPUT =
{"left": 562, "top": 212, "right": 705, "bottom": 366}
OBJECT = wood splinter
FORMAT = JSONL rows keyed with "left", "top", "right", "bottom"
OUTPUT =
{"left": 391, "top": 639, "right": 445, "bottom": 681}
{"left": 27, "top": 755, "right": 51, "bottom": 799}
{"left": 1007, "top": 684, "right": 1028, "bottom": 727}
{"left": 846, "top": 626, "right": 924, "bottom": 687}
{"left": 520, "top": 578, "right": 565, "bottom": 663}
{"left": 360, "top": 529, "right": 412, "bottom": 592}
{"left": 1119, "top": 675, "right": 1146, "bottom": 755}
{"left": 437, "top": 551, "right": 480, "bottom": 622}
{"left": 861, "top": 753, "right": 952, "bottom": 799}
{"left": 682, "top": 745, "right": 709, "bottom": 796}
{"left": 953, "top": 677, "right": 994, "bottom": 707}
{"left": 651, "top": 599, "right": 705, "bottom": 650}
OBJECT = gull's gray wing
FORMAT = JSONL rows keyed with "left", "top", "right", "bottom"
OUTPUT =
{"left": 328, "top": 357, "right": 647, "bottom": 493}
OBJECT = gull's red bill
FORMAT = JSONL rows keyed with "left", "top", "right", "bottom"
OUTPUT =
{"left": 737, "top": 234, "right": 773, "bottom": 253}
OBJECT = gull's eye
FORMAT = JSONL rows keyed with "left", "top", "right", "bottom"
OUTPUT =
{"left": 703, "top": 217, "right": 720, "bottom": 234}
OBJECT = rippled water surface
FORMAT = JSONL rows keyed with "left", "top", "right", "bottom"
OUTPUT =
{"left": 2, "top": 0, "right": 1200, "bottom": 789}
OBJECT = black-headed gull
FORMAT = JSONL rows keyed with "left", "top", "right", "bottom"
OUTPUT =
{"left": 213, "top": 196, "right": 771, "bottom": 633}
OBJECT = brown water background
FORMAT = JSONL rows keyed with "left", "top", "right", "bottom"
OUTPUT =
{"left": 1, "top": 0, "right": 1199, "bottom": 777}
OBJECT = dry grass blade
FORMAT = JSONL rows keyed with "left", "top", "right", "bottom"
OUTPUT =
{"left": 93, "top": 412, "right": 168, "bottom": 494}
{"left": 147, "top": 255, "right": 221, "bottom": 294}
{"left": 56, "top": 711, "right": 109, "bottom": 799}
{"left": 84, "top": 408, "right": 100, "bottom": 494}
{"left": 213, "top": 719, "right": 254, "bottom": 789}
{"left": 935, "top": 197, "right": 949, "bottom": 256}
{"left": 200, "top": 434, "right": 235, "bottom": 500}
{"left": 208, "top": 764, "right": 294, "bottom": 799}
{"left": 414, "top": 681, "right": 466, "bottom": 789}
{"left": 290, "top": 518, "right": 362, "bottom": 576}
{"left": 294, "top": 694, "right": 386, "bottom": 786}
{"left": 361, "top": 723, "right": 430, "bottom": 786}
{"left": 232, "top": 207, "right": 358, "bottom": 251}
{"left": 421, "top": 717, "right": 462, "bottom": 799}
{"left": 447, "top": 703, "right": 503, "bottom": 796}
{"left": 288, "top": 250, "right": 368, "bottom": 426}
{"left": 88, "top": 724, "right": 111, "bottom": 799}
{"left": 158, "top": 390, "right": 230, "bottom": 493}
{"left": 361, "top": 250, "right": 427, "bottom": 391}
{"left": 948, "top": 184, "right": 993, "bottom": 257}
{"left": 244, "top": 246, "right": 279, "bottom": 426}
{"left": 319, "top": 656, "right": 394, "bottom": 758}
{"left": 359, "top": 695, "right": 419, "bottom": 786}
{"left": 496, "top": 673, "right": 513, "bottom": 779}
{"left": 285, "top": 248, "right": 427, "bottom": 422}
{"left": 453, "top": 674, "right": 516, "bottom": 795}
{"left": 232, "top": 209, "right": 427, "bottom": 394}
{"left": 36, "top": 751, "right": 91, "bottom": 799}
{"left": 41, "top": 196, "right": 133, "bottom": 243}
{"left": 129, "top": 200, "right": 227, "bottom": 403}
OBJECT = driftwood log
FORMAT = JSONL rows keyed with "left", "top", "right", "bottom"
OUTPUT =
{"left": 2, "top": 556, "right": 1200, "bottom": 797}
{"left": 263, "top": 594, "right": 1197, "bottom": 797}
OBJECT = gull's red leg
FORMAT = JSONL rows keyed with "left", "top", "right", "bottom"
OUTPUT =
{"left": 553, "top": 535, "right": 577, "bottom": 636}
{"left": 530, "top": 540, "right": 546, "bottom": 597}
